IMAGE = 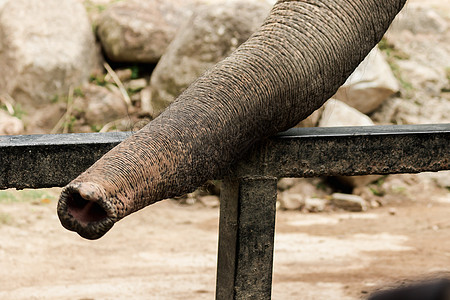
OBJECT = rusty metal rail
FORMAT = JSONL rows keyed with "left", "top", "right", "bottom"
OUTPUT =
{"left": 1, "top": 124, "right": 449, "bottom": 299}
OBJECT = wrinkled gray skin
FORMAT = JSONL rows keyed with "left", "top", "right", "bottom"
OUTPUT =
{"left": 58, "top": 0, "right": 407, "bottom": 239}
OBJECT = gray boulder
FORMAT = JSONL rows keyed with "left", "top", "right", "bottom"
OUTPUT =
{"left": 96, "top": 0, "right": 196, "bottom": 63}
{"left": 384, "top": 4, "right": 449, "bottom": 93}
{"left": 296, "top": 106, "right": 325, "bottom": 127}
{"left": 318, "top": 99, "right": 374, "bottom": 127}
{"left": 331, "top": 193, "right": 367, "bottom": 212}
{"left": 388, "top": 4, "right": 448, "bottom": 35}
{"left": 304, "top": 198, "right": 327, "bottom": 213}
{"left": 149, "top": 0, "right": 272, "bottom": 117}
{"left": 277, "top": 192, "right": 304, "bottom": 211}
{"left": 0, "top": 0, "right": 99, "bottom": 109}
{"left": 333, "top": 47, "right": 399, "bottom": 114}
{"left": 371, "top": 96, "right": 450, "bottom": 125}
{"left": 396, "top": 59, "right": 447, "bottom": 96}
{"left": 73, "top": 84, "right": 129, "bottom": 126}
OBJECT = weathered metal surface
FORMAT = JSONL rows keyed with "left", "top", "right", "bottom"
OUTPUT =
{"left": 0, "top": 124, "right": 448, "bottom": 189}
{"left": 215, "top": 123, "right": 448, "bottom": 300}
{"left": 232, "top": 124, "right": 450, "bottom": 178}
{"left": 1, "top": 124, "right": 449, "bottom": 299}
{"left": 0, "top": 132, "right": 132, "bottom": 189}
{"left": 216, "top": 176, "right": 278, "bottom": 300}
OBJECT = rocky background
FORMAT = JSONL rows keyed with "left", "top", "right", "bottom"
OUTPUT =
{"left": 0, "top": 0, "right": 448, "bottom": 210}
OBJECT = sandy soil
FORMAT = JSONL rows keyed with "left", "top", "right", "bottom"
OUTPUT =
{"left": 0, "top": 186, "right": 449, "bottom": 300}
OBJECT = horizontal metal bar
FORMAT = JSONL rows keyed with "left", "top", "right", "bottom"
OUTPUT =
{"left": 0, "top": 132, "right": 132, "bottom": 189}
{"left": 234, "top": 124, "right": 449, "bottom": 178}
{"left": 0, "top": 124, "right": 449, "bottom": 189}
{"left": 275, "top": 123, "right": 449, "bottom": 138}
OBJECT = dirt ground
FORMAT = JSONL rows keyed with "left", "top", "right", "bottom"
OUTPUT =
{"left": 0, "top": 182, "right": 449, "bottom": 300}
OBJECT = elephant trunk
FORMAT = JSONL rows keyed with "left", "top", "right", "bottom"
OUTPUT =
{"left": 58, "top": 0, "right": 407, "bottom": 239}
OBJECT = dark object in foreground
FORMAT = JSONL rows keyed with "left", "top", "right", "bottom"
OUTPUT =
{"left": 368, "top": 278, "right": 450, "bottom": 300}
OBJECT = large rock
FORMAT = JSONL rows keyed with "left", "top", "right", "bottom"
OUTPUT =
{"left": 277, "top": 192, "right": 304, "bottom": 211}
{"left": 73, "top": 84, "right": 129, "bottom": 126}
{"left": 304, "top": 198, "right": 327, "bottom": 213}
{"left": 418, "top": 171, "right": 450, "bottom": 189}
{"left": 333, "top": 47, "right": 399, "bottom": 114}
{"left": 296, "top": 106, "right": 325, "bottom": 127}
{"left": 371, "top": 95, "right": 450, "bottom": 125}
{"left": 149, "top": 0, "right": 272, "bottom": 117}
{"left": 388, "top": 4, "right": 448, "bottom": 35}
{"left": 0, "top": 0, "right": 99, "bottom": 109}
{"left": 318, "top": 99, "right": 374, "bottom": 127}
{"left": 395, "top": 59, "right": 447, "bottom": 96}
{"left": 331, "top": 193, "right": 367, "bottom": 212}
{"left": 384, "top": 4, "right": 450, "bottom": 93}
{"left": 96, "top": 0, "right": 196, "bottom": 63}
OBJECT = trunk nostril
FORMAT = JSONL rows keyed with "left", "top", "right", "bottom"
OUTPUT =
{"left": 66, "top": 192, "right": 108, "bottom": 224}
{"left": 58, "top": 182, "right": 116, "bottom": 239}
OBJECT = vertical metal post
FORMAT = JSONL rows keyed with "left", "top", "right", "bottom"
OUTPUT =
{"left": 216, "top": 176, "right": 278, "bottom": 300}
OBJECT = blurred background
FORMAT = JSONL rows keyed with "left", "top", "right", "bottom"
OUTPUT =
{"left": 0, "top": 0, "right": 449, "bottom": 299}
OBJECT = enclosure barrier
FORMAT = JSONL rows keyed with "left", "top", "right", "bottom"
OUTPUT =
{"left": 1, "top": 124, "right": 449, "bottom": 299}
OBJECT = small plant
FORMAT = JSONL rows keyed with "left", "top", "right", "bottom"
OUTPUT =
{"left": 127, "top": 86, "right": 144, "bottom": 95}
{"left": 11, "top": 103, "right": 25, "bottom": 120}
{"left": 51, "top": 87, "right": 78, "bottom": 134}
{"left": 0, "top": 102, "right": 26, "bottom": 119}
{"left": 83, "top": 0, "right": 124, "bottom": 15}
{"left": 130, "top": 65, "right": 140, "bottom": 79}
{"left": 90, "top": 124, "right": 103, "bottom": 132}
{"left": 73, "top": 87, "right": 84, "bottom": 98}
{"left": 369, "top": 186, "right": 384, "bottom": 197}
{"left": 378, "top": 38, "right": 414, "bottom": 98}
{"left": 392, "top": 186, "right": 407, "bottom": 194}
{"left": 51, "top": 95, "right": 59, "bottom": 103}
{"left": 89, "top": 73, "right": 107, "bottom": 86}
{"left": 63, "top": 115, "right": 77, "bottom": 133}
{"left": 368, "top": 176, "right": 387, "bottom": 196}
{"left": 375, "top": 175, "right": 387, "bottom": 187}
{"left": 378, "top": 38, "right": 410, "bottom": 60}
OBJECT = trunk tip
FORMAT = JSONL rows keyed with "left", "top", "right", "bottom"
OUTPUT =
{"left": 57, "top": 182, "right": 116, "bottom": 240}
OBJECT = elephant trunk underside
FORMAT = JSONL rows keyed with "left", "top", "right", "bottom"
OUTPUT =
{"left": 58, "top": 0, "right": 407, "bottom": 239}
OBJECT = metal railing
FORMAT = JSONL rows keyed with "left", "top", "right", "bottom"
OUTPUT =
{"left": 1, "top": 124, "right": 449, "bottom": 299}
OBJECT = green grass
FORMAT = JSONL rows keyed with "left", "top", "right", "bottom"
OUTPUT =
{"left": 89, "top": 73, "right": 108, "bottom": 86}
{"left": 392, "top": 186, "right": 407, "bottom": 194}
{"left": 83, "top": 0, "right": 124, "bottom": 14}
{"left": 369, "top": 186, "right": 384, "bottom": 197}
{"left": 73, "top": 87, "right": 85, "bottom": 98}
{"left": 378, "top": 38, "right": 410, "bottom": 60}
{"left": 0, "top": 189, "right": 56, "bottom": 204}
{"left": 130, "top": 65, "right": 140, "bottom": 80}
{"left": 378, "top": 38, "right": 414, "bottom": 98}
{"left": 0, "top": 103, "right": 26, "bottom": 119}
